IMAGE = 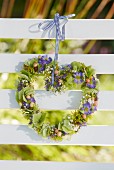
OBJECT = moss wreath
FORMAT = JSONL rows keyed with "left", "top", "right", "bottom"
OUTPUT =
{"left": 16, "top": 55, "right": 99, "bottom": 141}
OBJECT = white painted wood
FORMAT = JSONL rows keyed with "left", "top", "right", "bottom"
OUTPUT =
{"left": 0, "top": 161, "right": 114, "bottom": 170}
{"left": 0, "top": 125, "right": 114, "bottom": 145}
{"left": 0, "top": 90, "right": 113, "bottom": 110}
{"left": 0, "top": 54, "right": 114, "bottom": 74}
{"left": 0, "top": 19, "right": 114, "bottom": 39}
{"left": 0, "top": 19, "right": 114, "bottom": 149}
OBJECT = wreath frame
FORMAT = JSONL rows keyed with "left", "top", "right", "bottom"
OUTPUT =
{"left": 16, "top": 55, "right": 99, "bottom": 141}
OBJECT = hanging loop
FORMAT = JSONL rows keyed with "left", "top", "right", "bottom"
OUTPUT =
{"left": 29, "top": 13, "right": 75, "bottom": 85}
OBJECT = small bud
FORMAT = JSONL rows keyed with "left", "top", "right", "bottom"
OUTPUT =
{"left": 58, "top": 79, "right": 62, "bottom": 83}
{"left": 33, "top": 62, "right": 38, "bottom": 67}
{"left": 19, "top": 102, "right": 22, "bottom": 107}
{"left": 30, "top": 102, "right": 34, "bottom": 107}
{"left": 86, "top": 79, "right": 90, "bottom": 83}
{"left": 57, "top": 131, "right": 62, "bottom": 137}
{"left": 54, "top": 70, "right": 59, "bottom": 75}
{"left": 82, "top": 114, "right": 86, "bottom": 119}
{"left": 55, "top": 129, "right": 59, "bottom": 133}
{"left": 26, "top": 95, "right": 31, "bottom": 99}
{"left": 94, "top": 100, "right": 98, "bottom": 106}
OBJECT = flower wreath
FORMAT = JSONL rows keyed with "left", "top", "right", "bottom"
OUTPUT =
{"left": 16, "top": 55, "right": 99, "bottom": 141}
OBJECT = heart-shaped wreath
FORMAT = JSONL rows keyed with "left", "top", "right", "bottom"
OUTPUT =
{"left": 16, "top": 55, "right": 99, "bottom": 141}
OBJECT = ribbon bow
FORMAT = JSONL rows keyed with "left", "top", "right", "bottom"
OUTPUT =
{"left": 29, "top": 13, "right": 75, "bottom": 85}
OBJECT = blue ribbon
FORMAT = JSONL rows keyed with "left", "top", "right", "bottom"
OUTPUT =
{"left": 30, "top": 13, "right": 75, "bottom": 85}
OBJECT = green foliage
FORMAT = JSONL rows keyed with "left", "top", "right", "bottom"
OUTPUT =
{"left": 40, "top": 124, "right": 51, "bottom": 138}
{"left": 15, "top": 56, "right": 99, "bottom": 140}
{"left": 85, "top": 66, "right": 95, "bottom": 78}
{"left": 33, "top": 112, "right": 46, "bottom": 126}
{"left": 71, "top": 61, "right": 84, "bottom": 71}
{"left": 16, "top": 87, "right": 34, "bottom": 103}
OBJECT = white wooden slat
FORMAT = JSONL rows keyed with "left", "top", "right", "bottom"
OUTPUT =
{"left": 0, "top": 125, "right": 114, "bottom": 145}
{"left": 0, "top": 19, "right": 114, "bottom": 39}
{"left": 0, "top": 54, "right": 114, "bottom": 74}
{"left": 0, "top": 90, "right": 113, "bottom": 110}
{"left": 0, "top": 161, "right": 114, "bottom": 170}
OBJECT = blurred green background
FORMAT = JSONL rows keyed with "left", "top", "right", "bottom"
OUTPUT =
{"left": 0, "top": 0, "right": 114, "bottom": 162}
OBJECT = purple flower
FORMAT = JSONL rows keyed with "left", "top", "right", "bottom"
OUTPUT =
{"left": 40, "top": 60, "right": 47, "bottom": 65}
{"left": 93, "top": 105, "right": 97, "bottom": 111}
{"left": 45, "top": 80, "right": 52, "bottom": 90}
{"left": 60, "top": 64, "right": 72, "bottom": 71}
{"left": 39, "top": 66, "right": 45, "bottom": 72}
{"left": 38, "top": 55, "right": 52, "bottom": 65}
{"left": 29, "top": 120, "right": 33, "bottom": 125}
{"left": 38, "top": 56, "right": 52, "bottom": 73}
{"left": 17, "top": 82, "right": 23, "bottom": 91}
{"left": 46, "top": 57, "right": 52, "bottom": 64}
{"left": 62, "top": 74, "right": 67, "bottom": 79}
{"left": 62, "top": 131, "right": 68, "bottom": 136}
{"left": 22, "top": 101, "right": 30, "bottom": 109}
{"left": 74, "top": 72, "right": 84, "bottom": 84}
{"left": 60, "top": 66, "right": 65, "bottom": 70}
{"left": 86, "top": 77, "right": 96, "bottom": 88}
{"left": 80, "top": 122, "right": 87, "bottom": 127}
{"left": 67, "top": 64, "right": 72, "bottom": 69}
{"left": 30, "top": 97, "right": 36, "bottom": 103}
{"left": 80, "top": 102, "right": 92, "bottom": 115}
